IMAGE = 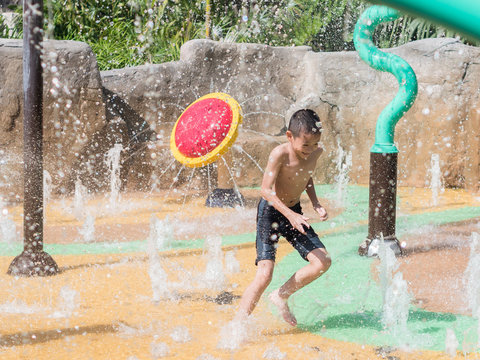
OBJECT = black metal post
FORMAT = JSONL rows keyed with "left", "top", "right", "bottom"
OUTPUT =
{"left": 7, "top": 0, "right": 59, "bottom": 276}
{"left": 358, "top": 152, "right": 403, "bottom": 257}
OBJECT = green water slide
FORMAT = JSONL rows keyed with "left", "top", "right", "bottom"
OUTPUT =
{"left": 354, "top": 5, "right": 417, "bottom": 154}
{"left": 371, "top": 0, "right": 480, "bottom": 42}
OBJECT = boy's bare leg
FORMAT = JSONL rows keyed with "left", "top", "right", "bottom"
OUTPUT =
{"left": 236, "top": 259, "right": 275, "bottom": 320}
{"left": 269, "top": 248, "right": 331, "bottom": 326}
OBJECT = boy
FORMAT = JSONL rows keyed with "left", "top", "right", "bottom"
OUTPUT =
{"left": 237, "top": 109, "right": 331, "bottom": 326}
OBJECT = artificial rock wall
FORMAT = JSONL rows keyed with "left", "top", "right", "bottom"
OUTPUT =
{"left": 103, "top": 38, "right": 480, "bottom": 192}
{"left": 0, "top": 37, "right": 479, "bottom": 201}
{"left": 0, "top": 39, "right": 109, "bottom": 201}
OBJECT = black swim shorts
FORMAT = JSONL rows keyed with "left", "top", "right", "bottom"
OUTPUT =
{"left": 255, "top": 198, "right": 325, "bottom": 265}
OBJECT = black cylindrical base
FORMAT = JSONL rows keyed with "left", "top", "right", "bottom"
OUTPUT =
{"left": 7, "top": 250, "right": 59, "bottom": 277}
{"left": 359, "top": 152, "right": 402, "bottom": 256}
{"left": 205, "top": 188, "right": 244, "bottom": 208}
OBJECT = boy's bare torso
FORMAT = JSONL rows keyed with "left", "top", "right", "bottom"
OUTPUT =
{"left": 273, "top": 143, "right": 322, "bottom": 207}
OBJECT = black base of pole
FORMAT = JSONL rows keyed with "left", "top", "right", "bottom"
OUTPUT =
{"left": 358, "top": 235, "right": 403, "bottom": 257}
{"left": 205, "top": 188, "right": 244, "bottom": 208}
{"left": 7, "top": 250, "right": 59, "bottom": 277}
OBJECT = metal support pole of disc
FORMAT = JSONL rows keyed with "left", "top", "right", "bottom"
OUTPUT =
{"left": 205, "top": 150, "right": 244, "bottom": 208}
{"left": 7, "top": 0, "right": 59, "bottom": 276}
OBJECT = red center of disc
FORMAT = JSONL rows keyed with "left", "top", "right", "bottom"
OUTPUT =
{"left": 175, "top": 98, "right": 233, "bottom": 158}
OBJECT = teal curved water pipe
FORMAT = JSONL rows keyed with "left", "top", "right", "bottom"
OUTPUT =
{"left": 353, "top": 5, "right": 418, "bottom": 154}
{"left": 370, "top": 0, "right": 480, "bottom": 42}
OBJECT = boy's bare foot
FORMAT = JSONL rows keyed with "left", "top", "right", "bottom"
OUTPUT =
{"left": 233, "top": 308, "right": 248, "bottom": 323}
{"left": 269, "top": 290, "right": 297, "bottom": 326}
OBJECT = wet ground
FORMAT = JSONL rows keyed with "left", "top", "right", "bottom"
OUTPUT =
{"left": 0, "top": 185, "right": 479, "bottom": 359}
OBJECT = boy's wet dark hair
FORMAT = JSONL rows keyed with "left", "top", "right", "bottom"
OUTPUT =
{"left": 288, "top": 109, "right": 322, "bottom": 137}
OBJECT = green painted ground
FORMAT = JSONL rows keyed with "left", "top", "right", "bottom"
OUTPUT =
{"left": 1, "top": 185, "right": 479, "bottom": 351}
{"left": 269, "top": 186, "right": 480, "bottom": 352}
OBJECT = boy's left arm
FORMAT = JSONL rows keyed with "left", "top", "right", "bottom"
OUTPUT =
{"left": 306, "top": 177, "right": 328, "bottom": 221}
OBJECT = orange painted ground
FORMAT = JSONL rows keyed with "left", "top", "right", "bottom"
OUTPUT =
{"left": 0, "top": 187, "right": 478, "bottom": 359}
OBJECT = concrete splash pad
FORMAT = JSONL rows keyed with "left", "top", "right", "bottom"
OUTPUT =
{"left": 0, "top": 185, "right": 479, "bottom": 359}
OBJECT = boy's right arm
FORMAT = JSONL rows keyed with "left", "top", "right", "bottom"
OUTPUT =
{"left": 260, "top": 147, "right": 310, "bottom": 234}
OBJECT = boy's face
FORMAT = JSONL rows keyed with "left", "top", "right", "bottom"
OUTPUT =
{"left": 287, "top": 130, "right": 321, "bottom": 160}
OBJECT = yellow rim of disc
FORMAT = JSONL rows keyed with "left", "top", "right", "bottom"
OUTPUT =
{"left": 170, "top": 92, "right": 243, "bottom": 168}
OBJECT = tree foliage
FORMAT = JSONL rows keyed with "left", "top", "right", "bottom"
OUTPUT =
{"left": 0, "top": 0, "right": 476, "bottom": 70}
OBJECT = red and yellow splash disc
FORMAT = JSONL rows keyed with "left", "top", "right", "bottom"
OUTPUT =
{"left": 170, "top": 93, "right": 242, "bottom": 168}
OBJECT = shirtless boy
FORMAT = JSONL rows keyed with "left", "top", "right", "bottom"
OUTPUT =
{"left": 236, "top": 109, "right": 331, "bottom": 326}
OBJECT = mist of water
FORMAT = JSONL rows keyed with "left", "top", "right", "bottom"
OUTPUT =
{"left": 465, "top": 233, "right": 480, "bottom": 316}
{"left": 78, "top": 213, "right": 95, "bottom": 243}
{"left": 150, "top": 341, "right": 170, "bottom": 358}
{"left": 202, "top": 235, "right": 226, "bottom": 290}
{"left": 220, "top": 157, "right": 244, "bottom": 208}
{"left": 169, "top": 325, "right": 192, "bottom": 343}
{"left": 195, "top": 354, "right": 221, "bottom": 360}
{"left": 428, "top": 153, "right": 444, "bottom": 206}
{"left": 377, "top": 238, "right": 412, "bottom": 340}
{"left": 464, "top": 232, "right": 480, "bottom": 348}
{"left": 334, "top": 142, "right": 352, "bottom": 207}
{"left": 0, "top": 152, "right": 21, "bottom": 194}
{"left": 0, "top": 299, "right": 46, "bottom": 314}
{"left": 43, "top": 169, "right": 53, "bottom": 206}
{"left": 148, "top": 215, "right": 174, "bottom": 250}
{"left": 262, "top": 344, "right": 287, "bottom": 360}
{"left": 51, "top": 285, "right": 79, "bottom": 318}
{"left": 0, "top": 200, "right": 17, "bottom": 244}
{"left": 217, "top": 316, "right": 258, "bottom": 351}
{"left": 73, "top": 178, "right": 88, "bottom": 220}
{"left": 147, "top": 228, "right": 173, "bottom": 302}
{"left": 105, "top": 143, "right": 123, "bottom": 210}
{"left": 445, "top": 328, "right": 459, "bottom": 357}
{"left": 233, "top": 144, "right": 264, "bottom": 173}
{"left": 224, "top": 249, "right": 240, "bottom": 274}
